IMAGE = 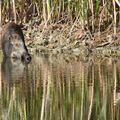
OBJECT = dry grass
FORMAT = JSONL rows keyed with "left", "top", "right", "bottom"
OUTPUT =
{"left": 0, "top": 1, "right": 119, "bottom": 32}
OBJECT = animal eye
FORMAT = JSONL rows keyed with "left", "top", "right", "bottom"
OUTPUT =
{"left": 12, "top": 34, "right": 18, "bottom": 39}
{"left": 13, "top": 42, "right": 18, "bottom": 47}
{"left": 16, "top": 43, "right": 23, "bottom": 47}
{"left": 8, "top": 35, "right": 12, "bottom": 40}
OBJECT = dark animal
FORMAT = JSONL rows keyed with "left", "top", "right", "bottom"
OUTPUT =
{"left": 0, "top": 22, "right": 31, "bottom": 63}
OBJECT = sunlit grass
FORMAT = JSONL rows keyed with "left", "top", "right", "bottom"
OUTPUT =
{"left": 0, "top": 0, "right": 119, "bottom": 33}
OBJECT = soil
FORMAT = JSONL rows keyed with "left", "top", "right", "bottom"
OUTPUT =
{"left": 12, "top": 22, "right": 120, "bottom": 57}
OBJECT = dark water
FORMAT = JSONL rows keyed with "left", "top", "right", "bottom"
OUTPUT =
{"left": 0, "top": 54, "right": 120, "bottom": 120}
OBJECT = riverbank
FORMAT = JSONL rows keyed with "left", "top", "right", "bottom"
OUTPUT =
{"left": 24, "top": 23, "right": 120, "bottom": 57}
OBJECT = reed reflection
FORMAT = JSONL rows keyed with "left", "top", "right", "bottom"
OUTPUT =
{"left": 0, "top": 55, "right": 120, "bottom": 120}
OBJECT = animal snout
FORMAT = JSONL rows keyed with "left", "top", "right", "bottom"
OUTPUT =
{"left": 25, "top": 54, "right": 31, "bottom": 62}
{"left": 21, "top": 53, "right": 31, "bottom": 63}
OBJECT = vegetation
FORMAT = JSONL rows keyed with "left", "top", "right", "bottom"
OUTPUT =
{"left": 0, "top": 0, "right": 120, "bottom": 55}
{"left": 0, "top": 0, "right": 120, "bottom": 33}
{"left": 0, "top": 55, "right": 120, "bottom": 120}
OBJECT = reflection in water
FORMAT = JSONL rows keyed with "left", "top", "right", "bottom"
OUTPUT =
{"left": 0, "top": 55, "right": 120, "bottom": 120}
{"left": 1, "top": 58, "right": 26, "bottom": 85}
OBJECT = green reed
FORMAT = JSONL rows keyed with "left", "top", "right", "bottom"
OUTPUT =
{"left": 0, "top": 0, "right": 119, "bottom": 32}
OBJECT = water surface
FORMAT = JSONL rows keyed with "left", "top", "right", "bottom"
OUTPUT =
{"left": 0, "top": 54, "right": 120, "bottom": 120}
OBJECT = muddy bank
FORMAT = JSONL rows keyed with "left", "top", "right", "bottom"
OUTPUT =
{"left": 23, "top": 23, "right": 120, "bottom": 57}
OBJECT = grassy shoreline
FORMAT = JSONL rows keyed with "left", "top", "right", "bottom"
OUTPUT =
{"left": 23, "top": 22, "right": 120, "bottom": 57}
{"left": 1, "top": 1, "right": 120, "bottom": 57}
